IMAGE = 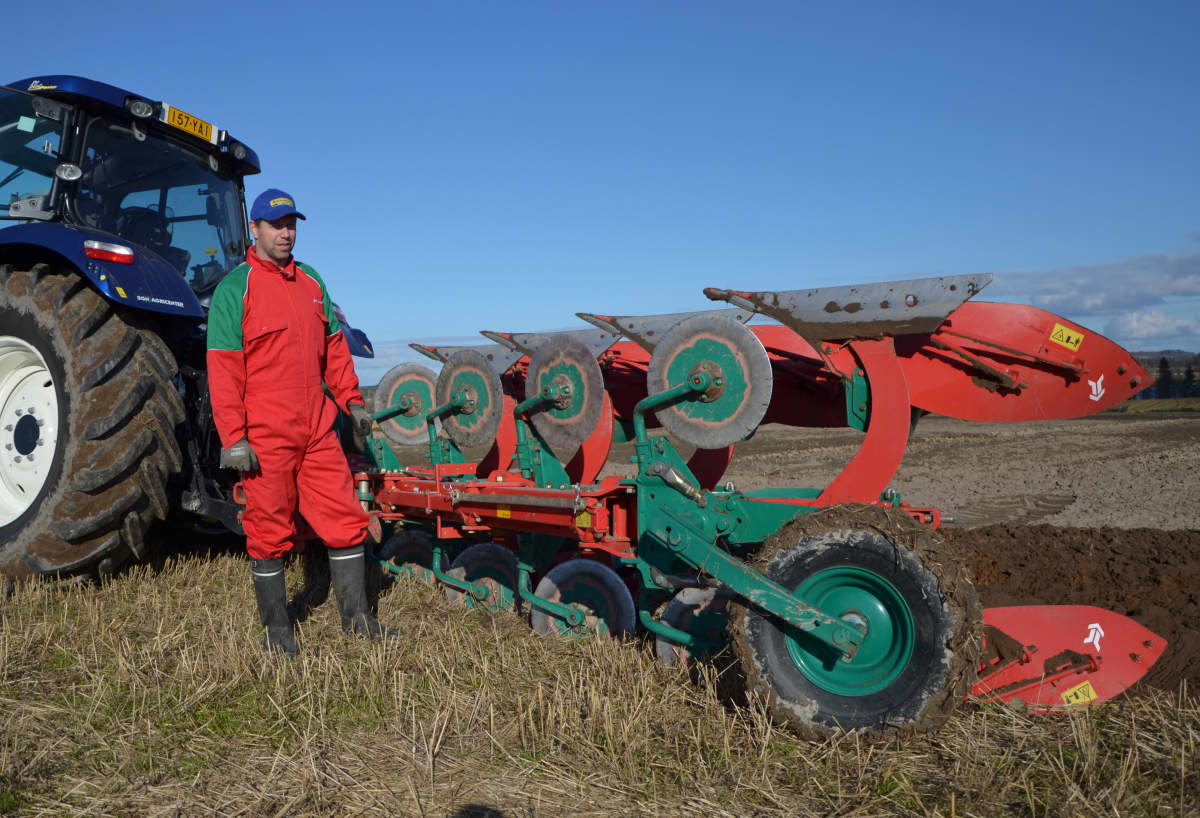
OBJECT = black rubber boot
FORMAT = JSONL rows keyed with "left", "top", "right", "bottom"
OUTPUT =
{"left": 329, "top": 545, "right": 399, "bottom": 639}
{"left": 251, "top": 557, "right": 301, "bottom": 657}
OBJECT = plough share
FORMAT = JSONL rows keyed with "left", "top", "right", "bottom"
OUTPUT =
{"left": 346, "top": 274, "right": 1163, "bottom": 738}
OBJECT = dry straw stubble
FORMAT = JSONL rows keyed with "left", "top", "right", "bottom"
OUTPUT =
{"left": 0, "top": 548, "right": 1195, "bottom": 816}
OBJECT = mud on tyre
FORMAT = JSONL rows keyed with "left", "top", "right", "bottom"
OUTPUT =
{"left": 731, "top": 504, "right": 982, "bottom": 740}
{"left": 0, "top": 264, "right": 184, "bottom": 578}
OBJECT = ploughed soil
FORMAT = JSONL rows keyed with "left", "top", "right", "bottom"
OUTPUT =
{"left": 717, "top": 413, "right": 1200, "bottom": 695}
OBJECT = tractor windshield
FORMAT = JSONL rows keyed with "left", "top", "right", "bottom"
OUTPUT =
{"left": 0, "top": 87, "right": 65, "bottom": 217}
{"left": 75, "top": 116, "right": 249, "bottom": 292}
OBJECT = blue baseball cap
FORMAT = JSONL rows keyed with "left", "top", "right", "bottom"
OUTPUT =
{"left": 250, "top": 188, "right": 306, "bottom": 222}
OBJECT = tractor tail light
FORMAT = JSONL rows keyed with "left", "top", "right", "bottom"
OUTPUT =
{"left": 83, "top": 240, "right": 135, "bottom": 265}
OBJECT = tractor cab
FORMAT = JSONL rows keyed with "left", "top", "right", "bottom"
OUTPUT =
{"left": 1, "top": 76, "right": 260, "bottom": 296}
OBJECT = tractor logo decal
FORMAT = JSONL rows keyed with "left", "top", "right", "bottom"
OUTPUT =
{"left": 1088, "top": 374, "right": 1106, "bottom": 402}
{"left": 27, "top": 80, "right": 57, "bottom": 91}
{"left": 1049, "top": 323, "right": 1084, "bottom": 351}
{"left": 1084, "top": 621, "right": 1104, "bottom": 652}
{"left": 269, "top": 197, "right": 295, "bottom": 208}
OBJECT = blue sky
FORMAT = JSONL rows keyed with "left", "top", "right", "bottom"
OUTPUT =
{"left": 7, "top": 1, "right": 1199, "bottom": 384}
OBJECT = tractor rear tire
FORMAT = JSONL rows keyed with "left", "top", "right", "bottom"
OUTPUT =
{"left": 0, "top": 264, "right": 184, "bottom": 579}
{"left": 731, "top": 504, "right": 981, "bottom": 740}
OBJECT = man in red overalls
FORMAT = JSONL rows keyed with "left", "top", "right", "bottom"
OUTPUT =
{"left": 207, "top": 188, "right": 395, "bottom": 655}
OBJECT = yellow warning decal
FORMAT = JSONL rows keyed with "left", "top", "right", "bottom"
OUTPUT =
{"left": 496, "top": 505, "right": 511, "bottom": 519}
{"left": 115, "top": 286, "right": 127, "bottom": 299}
{"left": 1060, "top": 680, "right": 1098, "bottom": 707}
{"left": 1049, "top": 323, "right": 1084, "bottom": 351}
{"left": 575, "top": 511, "right": 593, "bottom": 529}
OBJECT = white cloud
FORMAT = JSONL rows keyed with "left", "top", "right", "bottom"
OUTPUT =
{"left": 989, "top": 250, "right": 1200, "bottom": 317}
{"left": 1106, "top": 310, "right": 1200, "bottom": 341}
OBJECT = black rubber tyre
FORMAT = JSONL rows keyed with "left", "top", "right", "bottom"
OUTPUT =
{"left": 445, "top": 542, "right": 521, "bottom": 613}
{"left": 731, "top": 504, "right": 981, "bottom": 740}
{"left": 654, "top": 587, "right": 734, "bottom": 668}
{"left": 375, "top": 527, "right": 437, "bottom": 583}
{"left": 529, "top": 558, "right": 636, "bottom": 639}
{"left": 0, "top": 264, "right": 184, "bottom": 579}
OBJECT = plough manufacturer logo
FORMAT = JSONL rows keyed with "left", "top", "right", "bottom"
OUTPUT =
{"left": 1088, "top": 374, "right": 1106, "bottom": 402}
{"left": 1084, "top": 622, "right": 1104, "bottom": 652}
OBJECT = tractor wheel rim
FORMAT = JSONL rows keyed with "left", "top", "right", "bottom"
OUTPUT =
{"left": 0, "top": 337, "right": 58, "bottom": 526}
{"left": 785, "top": 566, "right": 915, "bottom": 696}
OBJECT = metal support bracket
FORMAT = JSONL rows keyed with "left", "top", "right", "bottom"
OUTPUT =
{"left": 429, "top": 544, "right": 492, "bottom": 603}
{"left": 664, "top": 522, "right": 865, "bottom": 658}
{"left": 515, "top": 556, "right": 586, "bottom": 628}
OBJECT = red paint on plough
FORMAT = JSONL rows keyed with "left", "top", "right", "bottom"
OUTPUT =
{"left": 973, "top": 605, "right": 1168, "bottom": 711}
{"left": 348, "top": 273, "right": 1162, "bottom": 736}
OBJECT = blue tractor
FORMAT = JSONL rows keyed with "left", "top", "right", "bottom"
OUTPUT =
{"left": 0, "top": 76, "right": 373, "bottom": 579}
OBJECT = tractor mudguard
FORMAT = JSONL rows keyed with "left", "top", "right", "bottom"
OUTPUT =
{"left": 343, "top": 324, "right": 374, "bottom": 358}
{"left": 0, "top": 222, "right": 204, "bottom": 318}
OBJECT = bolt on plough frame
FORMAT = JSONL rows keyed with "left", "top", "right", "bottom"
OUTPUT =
{"left": 349, "top": 274, "right": 1164, "bottom": 738}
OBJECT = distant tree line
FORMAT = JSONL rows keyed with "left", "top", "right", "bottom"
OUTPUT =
{"left": 1137, "top": 356, "right": 1198, "bottom": 399}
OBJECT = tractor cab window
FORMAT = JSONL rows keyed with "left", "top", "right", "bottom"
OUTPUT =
{"left": 0, "top": 87, "right": 65, "bottom": 220}
{"left": 75, "top": 117, "right": 248, "bottom": 292}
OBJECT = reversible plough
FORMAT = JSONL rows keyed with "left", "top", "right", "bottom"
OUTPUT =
{"left": 343, "top": 274, "right": 1163, "bottom": 737}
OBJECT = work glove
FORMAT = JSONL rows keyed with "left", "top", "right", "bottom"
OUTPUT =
{"left": 349, "top": 402, "right": 373, "bottom": 439}
{"left": 219, "top": 437, "right": 259, "bottom": 473}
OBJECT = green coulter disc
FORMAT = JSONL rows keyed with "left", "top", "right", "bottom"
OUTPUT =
{"left": 374, "top": 362, "right": 438, "bottom": 447}
{"left": 646, "top": 314, "right": 772, "bottom": 449}
{"left": 436, "top": 349, "right": 504, "bottom": 449}
{"left": 526, "top": 338, "right": 605, "bottom": 453}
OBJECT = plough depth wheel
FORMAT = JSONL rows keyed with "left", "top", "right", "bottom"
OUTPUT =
{"left": 530, "top": 558, "right": 636, "bottom": 639}
{"left": 654, "top": 587, "right": 734, "bottom": 669}
{"left": 445, "top": 542, "right": 520, "bottom": 612}
{"left": 376, "top": 527, "right": 437, "bottom": 582}
{"left": 731, "top": 506, "right": 981, "bottom": 738}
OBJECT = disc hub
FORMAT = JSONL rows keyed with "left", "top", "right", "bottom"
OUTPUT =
{"left": 398, "top": 390, "right": 423, "bottom": 417}
{"left": 690, "top": 360, "right": 726, "bottom": 402}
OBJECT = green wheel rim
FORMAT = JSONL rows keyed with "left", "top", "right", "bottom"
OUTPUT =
{"left": 785, "top": 566, "right": 914, "bottom": 696}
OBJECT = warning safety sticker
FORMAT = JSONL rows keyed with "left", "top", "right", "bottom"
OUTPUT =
{"left": 1049, "top": 323, "right": 1085, "bottom": 351}
{"left": 1060, "top": 680, "right": 1098, "bottom": 707}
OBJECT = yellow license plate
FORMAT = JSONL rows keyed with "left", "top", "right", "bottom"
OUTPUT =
{"left": 163, "top": 105, "right": 215, "bottom": 143}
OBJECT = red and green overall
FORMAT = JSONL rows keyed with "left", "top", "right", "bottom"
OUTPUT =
{"left": 206, "top": 249, "right": 367, "bottom": 560}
